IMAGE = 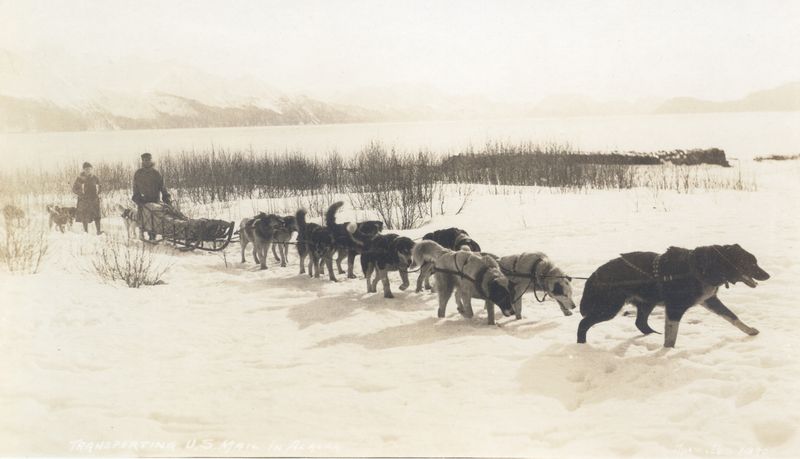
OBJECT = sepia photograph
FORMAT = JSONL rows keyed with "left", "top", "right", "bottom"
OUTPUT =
{"left": 0, "top": 0, "right": 798, "bottom": 457}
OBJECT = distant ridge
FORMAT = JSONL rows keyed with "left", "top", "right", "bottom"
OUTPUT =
{"left": 1, "top": 46, "right": 798, "bottom": 132}
{"left": 655, "top": 82, "right": 800, "bottom": 114}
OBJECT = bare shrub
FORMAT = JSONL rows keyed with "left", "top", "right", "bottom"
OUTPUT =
{"left": 347, "top": 143, "right": 438, "bottom": 229}
{"left": 0, "top": 217, "right": 48, "bottom": 274}
{"left": 92, "top": 237, "right": 169, "bottom": 288}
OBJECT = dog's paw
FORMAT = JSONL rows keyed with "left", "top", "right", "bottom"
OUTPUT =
{"left": 384, "top": 293, "right": 394, "bottom": 299}
{"left": 562, "top": 309, "right": 573, "bottom": 316}
{"left": 398, "top": 283, "right": 409, "bottom": 291}
{"left": 747, "top": 327, "right": 760, "bottom": 336}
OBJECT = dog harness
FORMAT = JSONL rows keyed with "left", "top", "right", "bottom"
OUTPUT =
{"left": 593, "top": 253, "right": 696, "bottom": 289}
{"left": 433, "top": 253, "right": 491, "bottom": 300}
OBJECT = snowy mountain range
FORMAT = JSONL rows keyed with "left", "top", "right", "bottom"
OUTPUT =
{"left": 1, "top": 48, "right": 799, "bottom": 132}
{"left": 0, "top": 49, "right": 382, "bottom": 132}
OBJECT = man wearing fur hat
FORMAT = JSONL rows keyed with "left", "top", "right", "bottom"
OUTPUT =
{"left": 132, "top": 153, "right": 172, "bottom": 240}
{"left": 72, "top": 162, "right": 102, "bottom": 234}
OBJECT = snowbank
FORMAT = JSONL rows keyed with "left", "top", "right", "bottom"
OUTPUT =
{"left": 1, "top": 161, "right": 798, "bottom": 457}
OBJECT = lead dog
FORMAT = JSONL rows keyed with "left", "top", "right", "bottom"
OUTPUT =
{"left": 361, "top": 233, "right": 415, "bottom": 298}
{"left": 326, "top": 201, "right": 383, "bottom": 279}
{"left": 416, "top": 227, "right": 482, "bottom": 292}
{"left": 271, "top": 215, "right": 298, "bottom": 267}
{"left": 412, "top": 240, "right": 515, "bottom": 325}
{"left": 498, "top": 252, "right": 576, "bottom": 319}
{"left": 239, "top": 213, "right": 284, "bottom": 269}
{"left": 578, "top": 244, "right": 770, "bottom": 348}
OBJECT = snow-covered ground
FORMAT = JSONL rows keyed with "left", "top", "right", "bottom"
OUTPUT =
{"left": 1, "top": 161, "right": 799, "bottom": 457}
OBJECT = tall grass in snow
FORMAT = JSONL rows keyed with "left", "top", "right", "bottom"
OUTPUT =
{"left": 0, "top": 141, "right": 756, "bottom": 229}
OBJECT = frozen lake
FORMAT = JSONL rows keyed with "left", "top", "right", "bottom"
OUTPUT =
{"left": 1, "top": 111, "right": 799, "bottom": 171}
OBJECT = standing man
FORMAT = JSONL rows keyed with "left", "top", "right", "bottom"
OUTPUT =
{"left": 132, "top": 153, "right": 172, "bottom": 240}
{"left": 73, "top": 162, "right": 102, "bottom": 234}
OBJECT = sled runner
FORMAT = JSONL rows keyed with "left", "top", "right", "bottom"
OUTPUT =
{"left": 138, "top": 202, "right": 236, "bottom": 252}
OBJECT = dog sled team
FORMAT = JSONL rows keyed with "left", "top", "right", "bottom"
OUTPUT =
{"left": 7, "top": 152, "right": 771, "bottom": 349}
{"left": 236, "top": 199, "right": 770, "bottom": 349}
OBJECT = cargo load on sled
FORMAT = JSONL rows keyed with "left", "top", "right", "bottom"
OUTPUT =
{"left": 138, "top": 202, "right": 235, "bottom": 251}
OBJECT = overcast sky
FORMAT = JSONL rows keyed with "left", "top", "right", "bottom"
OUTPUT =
{"left": 2, "top": 0, "right": 799, "bottom": 102}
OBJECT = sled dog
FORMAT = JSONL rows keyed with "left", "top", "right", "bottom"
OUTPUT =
{"left": 239, "top": 213, "right": 284, "bottom": 269}
{"left": 412, "top": 240, "right": 515, "bottom": 325}
{"left": 578, "top": 244, "right": 769, "bottom": 347}
{"left": 498, "top": 252, "right": 576, "bottom": 319}
{"left": 361, "top": 233, "right": 415, "bottom": 298}
{"left": 46, "top": 205, "right": 72, "bottom": 233}
{"left": 326, "top": 201, "right": 383, "bottom": 278}
{"left": 115, "top": 204, "right": 140, "bottom": 238}
{"left": 271, "top": 215, "right": 298, "bottom": 267}
{"left": 296, "top": 208, "right": 337, "bottom": 281}
{"left": 416, "top": 227, "right": 482, "bottom": 292}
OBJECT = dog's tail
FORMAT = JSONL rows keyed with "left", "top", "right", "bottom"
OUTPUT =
{"left": 325, "top": 201, "right": 344, "bottom": 229}
{"left": 412, "top": 240, "right": 445, "bottom": 267}
{"left": 296, "top": 209, "right": 308, "bottom": 232}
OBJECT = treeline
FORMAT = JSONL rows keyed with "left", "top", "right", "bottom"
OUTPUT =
{"left": 0, "top": 142, "right": 745, "bottom": 200}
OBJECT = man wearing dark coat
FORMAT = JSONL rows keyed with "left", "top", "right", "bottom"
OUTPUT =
{"left": 132, "top": 152, "right": 172, "bottom": 240}
{"left": 72, "top": 162, "right": 102, "bottom": 234}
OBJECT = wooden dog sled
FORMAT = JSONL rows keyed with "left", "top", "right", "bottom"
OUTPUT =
{"left": 138, "top": 202, "right": 236, "bottom": 252}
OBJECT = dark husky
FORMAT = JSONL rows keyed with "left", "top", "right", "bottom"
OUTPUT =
{"left": 326, "top": 201, "right": 383, "bottom": 279}
{"left": 361, "top": 233, "right": 415, "bottom": 298}
{"left": 271, "top": 215, "right": 298, "bottom": 267}
{"left": 416, "top": 227, "right": 482, "bottom": 292}
{"left": 578, "top": 244, "right": 770, "bottom": 348}
{"left": 296, "top": 208, "right": 337, "bottom": 281}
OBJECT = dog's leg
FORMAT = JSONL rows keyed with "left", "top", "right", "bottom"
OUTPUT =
{"left": 703, "top": 296, "right": 759, "bottom": 336}
{"left": 436, "top": 273, "right": 454, "bottom": 318}
{"left": 280, "top": 243, "right": 288, "bottom": 267}
{"left": 298, "top": 249, "right": 306, "bottom": 274}
{"left": 514, "top": 295, "right": 523, "bottom": 320}
{"left": 663, "top": 307, "right": 687, "bottom": 348}
{"left": 369, "top": 269, "right": 380, "bottom": 293}
{"left": 485, "top": 300, "right": 495, "bottom": 325}
{"left": 260, "top": 241, "right": 272, "bottom": 270}
{"left": 398, "top": 269, "right": 409, "bottom": 291}
{"left": 251, "top": 237, "right": 260, "bottom": 264}
{"left": 577, "top": 310, "right": 617, "bottom": 344}
{"left": 364, "top": 263, "right": 375, "bottom": 292}
{"left": 347, "top": 250, "right": 357, "bottom": 279}
{"left": 336, "top": 249, "right": 346, "bottom": 275}
{"left": 326, "top": 255, "right": 337, "bottom": 282}
{"left": 309, "top": 253, "right": 317, "bottom": 278}
{"left": 272, "top": 243, "right": 281, "bottom": 262}
{"left": 460, "top": 294, "right": 474, "bottom": 319}
{"left": 633, "top": 301, "right": 660, "bottom": 335}
{"left": 380, "top": 269, "right": 393, "bottom": 298}
{"left": 241, "top": 239, "right": 248, "bottom": 263}
{"left": 416, "top": 263, "right": 432, "bottom": 293}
